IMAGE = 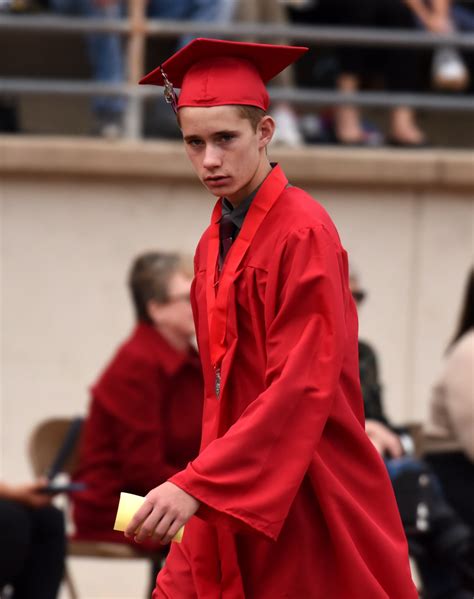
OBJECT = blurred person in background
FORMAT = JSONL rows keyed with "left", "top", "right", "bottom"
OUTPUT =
{"left": 239, "top": 0, "right": 305, "bottom": 146}
{"left": 350, "top": 270, "right": 417, "bottom": 458}
{"left": 424, "top": 267, "right": 474, "bottom": 531}
{"left": 71, "top": 251, "right": 204, "bottom": 587}
{"left": 287, "top": 0, "right": 428, "bottom": 146}
{"left": 48, "top": 0, "right": 237, "bottom": 137}
{"left": 406, "top": 0, "right": 470, "bottom": 91}
{"left": 0, "top": 479, "right": 65, "bottom": 599}
{"left": 351, "top": 269, "right": 473, "bottom": 599}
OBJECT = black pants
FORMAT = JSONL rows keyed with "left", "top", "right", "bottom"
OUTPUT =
{"left": 0, "top": 499, "right": 65, "bottom": 599}
{"left": 289, "top": 0, "right": 423, "bottom": 92}
{"left": 425, "top": 451, "right": 474, "bottom": 531}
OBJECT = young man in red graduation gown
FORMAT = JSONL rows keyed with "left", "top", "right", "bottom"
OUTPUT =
{"left": 72, "top": 252, "right": 203, "bottom": 549}
{"left": 126, "top": 39, "right": 418, "bottom": 598}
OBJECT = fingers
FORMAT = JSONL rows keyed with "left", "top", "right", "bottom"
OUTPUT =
{"left": 34, "top": 477, "right": 49, "bottom": 489}
{"left": 134, "top": 507, "right": 167, "bottom": 543}
{"left": 387, "top": 437, "right": 403, "bottom": 459}
{"left": 123, "top": 483, "right": 197, "bottom": 545}
{"left": 370, "top": 438, "right": 383, "bottom": 455}
{"left": 29, "top": 494, "right": 52, "bottom": 508}
{"left": 124, "top": 500, "right": 153, "bottom": 539}
{"left": 150, "top": 512, "right": 175, "bottom": 544}
{"left": 161, "top": 520, "right": 184, "bottom": 545}
{"left": 134, "top": 510, "right": 183, "bottom": 545}
{"left": 128, "top": 509, "right": 185, "bottom": 546}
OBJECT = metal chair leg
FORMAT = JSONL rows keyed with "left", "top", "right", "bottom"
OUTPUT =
{"left": 64, "top": 564, "right": 79, "bottom": 599}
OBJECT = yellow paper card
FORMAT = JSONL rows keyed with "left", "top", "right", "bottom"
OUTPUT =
{"left": 114, "top": 492, "right": 145, "bottom": 532}
{"left": 113, "top": 492, "right": 184, "bottom": 543}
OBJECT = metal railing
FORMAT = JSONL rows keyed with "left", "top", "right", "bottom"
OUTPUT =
{"left": 1, "top": 7, "right": 474, "bottom": 138}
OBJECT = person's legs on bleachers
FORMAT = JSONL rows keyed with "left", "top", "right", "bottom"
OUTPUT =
{"left": 146, "top": 0, "right": 237, "bottom": 47}
{"left": 143, "top": 0, "right": 238, "bottom": 137}
{"left": 49, "top": 0, "right": 126, "bottom": 136}
{"left": 83, "top": 0, "right": 126, "bottom": 135}
{"left": 376, "top": 0, "right": 426, "bottom": 145}
{"left": 329, "top": 0, "right": 377, "bottom": 144}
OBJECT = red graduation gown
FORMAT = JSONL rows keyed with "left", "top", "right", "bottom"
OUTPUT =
{"left": 155, "top": 166, "right": 417, "bottom": 598}
{"left": 72, "top": 323, "right": 203, "bottom": 546}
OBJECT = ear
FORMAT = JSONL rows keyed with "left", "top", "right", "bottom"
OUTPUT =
{"left": 258, "top": 115, "right": 275, "bottom": 150}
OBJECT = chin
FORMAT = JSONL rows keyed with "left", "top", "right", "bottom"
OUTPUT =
{"left": 207, "top": 188, "right": 223, "bottom": 198}
{"left": 207, "top": 187, "right": 235, "bottom": 199}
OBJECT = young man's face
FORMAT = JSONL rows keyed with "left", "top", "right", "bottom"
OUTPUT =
{"left": 179, "top": 105, "right": 273, "bottom": 206}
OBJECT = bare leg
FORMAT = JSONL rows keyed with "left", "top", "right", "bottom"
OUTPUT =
{"left": 389, "top": 106, "right": 426, "bottom": 145}
{"left": 334, "top": 74, "right": 365, "bottom": 144}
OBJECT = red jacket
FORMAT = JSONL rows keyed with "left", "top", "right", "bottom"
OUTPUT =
{"left": 155, "top": 166, "right": 417, "bottom": 598}
{"left": 72, "top": 323, "right": 204, "bottom": 545}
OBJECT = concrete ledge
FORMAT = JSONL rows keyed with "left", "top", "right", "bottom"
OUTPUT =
{"left": 1, "top": 136, "right": 473, "bottom": 190}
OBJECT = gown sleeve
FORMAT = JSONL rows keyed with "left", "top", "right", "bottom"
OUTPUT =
{"left": 171, "top": 225, "right": 350, "bottom": 540}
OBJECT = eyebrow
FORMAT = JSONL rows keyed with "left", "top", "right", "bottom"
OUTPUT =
{"left": 183, "top": 129, "right": 239, "bottom": 142}
{"left": 183, "top": 134, "right": 201, "bottom": 142}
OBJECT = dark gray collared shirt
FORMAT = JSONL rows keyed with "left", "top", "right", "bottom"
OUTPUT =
{"left": 220, "top": 186, "right": 259, "bottom": 237}
{"left": 218, "top": 165, "right": 287, "bottom": 266}
{"left": 218, "top": 191, "right": 257, "bottom": 269}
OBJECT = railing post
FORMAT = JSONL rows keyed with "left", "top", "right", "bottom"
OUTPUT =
{"left": 123, "top": 90, "right": 142, "bottom": 140}
{"left": 124, "top": 0, "right": 147, "bottom": 139}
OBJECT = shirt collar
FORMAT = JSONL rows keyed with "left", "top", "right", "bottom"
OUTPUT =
{"left": 221, "top": 189, "right": 257, "bottom": 231}
{"left": 134, "top": 323, "right": 198, "bottom": 377}
{"left": 220, "top": 163, "right": 277, "bottom": 231}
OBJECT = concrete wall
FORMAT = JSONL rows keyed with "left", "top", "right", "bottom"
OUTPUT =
{"left": 1, "top": 137, "right": 473, "bottom": 597}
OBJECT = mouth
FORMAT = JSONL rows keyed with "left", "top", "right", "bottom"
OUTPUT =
{"left": 204, "top": 175, "right": 231, "bottom": 187}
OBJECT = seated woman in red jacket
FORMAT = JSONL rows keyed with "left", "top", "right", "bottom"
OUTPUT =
{"left": 72, "top": 251, "right": 204, "bottom": 550}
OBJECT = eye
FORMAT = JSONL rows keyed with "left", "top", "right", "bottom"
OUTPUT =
{"left": 187, "top": 139, "right": 203, "bottom": 148}
{"left": 218, "top": 133, "right": 234, "bottom": 143}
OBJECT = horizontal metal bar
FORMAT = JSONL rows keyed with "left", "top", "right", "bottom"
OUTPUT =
{"left": 1, "top": 14, "right": 474, "bottom": 49}
{"left": 0, "top": 14, "right": 129, "bottom": 33}
{"left": 145, "top": 21, "right": 474, "bottom": 50}
{"left": 0, "top": 78, "right": 126, "bottom": 95}
{"left": 2, "top": 78, "right": 474, "bottom": 111}
{"left": 269, "top": 88, "right": 474, "bottom": 111}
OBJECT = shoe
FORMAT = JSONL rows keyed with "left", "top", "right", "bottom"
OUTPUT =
{"left": 331, "top": 126, "right": 383, "bottom": 147}
{"left": 387, "top": 137, "right": 430, "bottom": 149}
{"left": 94, "top": 111, "right": 124, "bottom": 139}
{"left": 299, "top": 113, "right": 327, "bottom": 144}
{"left": 432, "top": 47, "right": 470, "bottom": 91}
{"left": 0, "top": 102, "right": 19, "bottom": 132}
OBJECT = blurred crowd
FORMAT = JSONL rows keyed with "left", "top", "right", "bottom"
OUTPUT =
{"left": 0, "top": 0, "right": 473, "bottom": 145}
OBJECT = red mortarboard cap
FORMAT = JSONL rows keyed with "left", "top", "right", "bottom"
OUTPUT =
{"left": 139, "top": 38, "right": 308, "bottom": 111}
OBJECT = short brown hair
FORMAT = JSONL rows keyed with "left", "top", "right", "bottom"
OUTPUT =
{"left": 177, "top": 105, "right": 266, "bottom": 132}
{"left": 128, "top": 252, "right": 189, "bottom": 323}
{"left": 235, "top": 105, "right": 266, "bottom": 131}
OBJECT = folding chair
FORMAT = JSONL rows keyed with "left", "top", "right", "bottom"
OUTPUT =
{"left": 28, "top": 417, "right": 163, "bottom": 599}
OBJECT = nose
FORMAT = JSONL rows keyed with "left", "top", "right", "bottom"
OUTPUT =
{"left": 202, "top": 144, "right": 222, "bottom": 170}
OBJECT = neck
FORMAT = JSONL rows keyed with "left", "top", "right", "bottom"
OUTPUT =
{"left": 227, "top": 159, "right": 272, "bottom": 208}
{"left": 154, "top": 324, "right": 189, "bottom": 353}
